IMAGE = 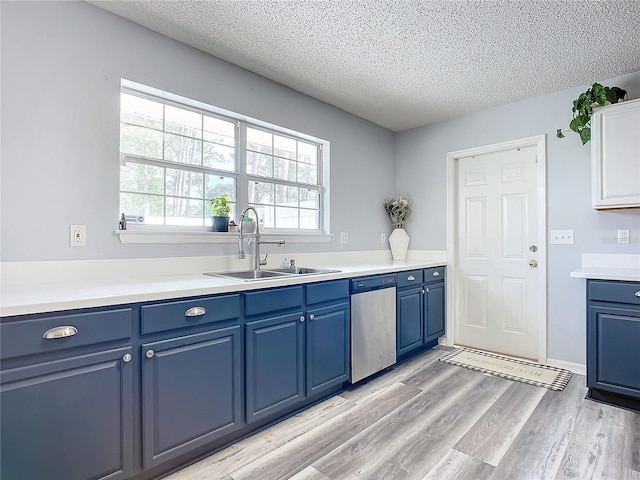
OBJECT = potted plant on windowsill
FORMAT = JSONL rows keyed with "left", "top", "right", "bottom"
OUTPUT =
{"left": 210, "top": 195, "right": 231, "bottom": 232}
{"left": 556, "top": 82, "right": 627, "bottom": 145}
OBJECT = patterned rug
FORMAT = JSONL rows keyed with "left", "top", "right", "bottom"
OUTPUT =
{"left": 439, "top": 348, "right": 573, "bottom": 391}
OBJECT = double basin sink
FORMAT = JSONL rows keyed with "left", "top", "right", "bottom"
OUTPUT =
{"left": 204, "top": 267, "right": 341, "bottom": 282}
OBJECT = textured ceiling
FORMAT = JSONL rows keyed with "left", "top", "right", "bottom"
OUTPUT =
{"left": 88, "top": 0, "right": 640, "bottom": 132}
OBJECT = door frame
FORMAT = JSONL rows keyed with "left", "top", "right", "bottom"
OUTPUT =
{"left": 444, "top": 135, "right": 547, "bottom": 363}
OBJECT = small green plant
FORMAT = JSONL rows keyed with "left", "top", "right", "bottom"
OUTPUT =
{"left": 556, "top": 83, "right": 627, "bottom": 145}
{"left": 210, "top": 195, "right": 231, "bottom": 217}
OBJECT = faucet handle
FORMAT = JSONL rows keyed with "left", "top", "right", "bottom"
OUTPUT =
{"left": 289, "top": 259, "right": 295, "bottom": 268}
{"left": 259, "top": 253, "right": 269, "bottom": 266}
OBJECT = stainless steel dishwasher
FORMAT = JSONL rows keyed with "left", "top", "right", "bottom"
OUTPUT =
{"left": 350, "top": 274, "right": 397, "bottom": 383}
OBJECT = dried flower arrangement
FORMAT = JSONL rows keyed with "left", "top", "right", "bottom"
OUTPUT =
{"left": 384, "top": 195, "right": 412, "bottom": 229}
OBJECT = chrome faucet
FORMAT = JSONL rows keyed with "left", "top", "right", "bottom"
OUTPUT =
{"left": 238, "top": 206, "right": 285, "bottom": 271}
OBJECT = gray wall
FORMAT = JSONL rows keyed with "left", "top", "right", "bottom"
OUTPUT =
{"left": 395, "top": 71, "right": 640, "bottom": 364}
{"left": 0, "top": 1, "right": 396, "bottom": 262}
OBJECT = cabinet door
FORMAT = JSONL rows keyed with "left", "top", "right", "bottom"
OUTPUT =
{"left": 141, "top": 326, "right": 243, "bottom": 468}
{"left": 1, "top": 347, "right": 133, "bottom": 480}
{"left": 588, "top": 306, "right": 640, "bottom": 398}
{"left": 424, "top": 282, "right": 445, "bottom": 342}
{"left": 397, "top": 287, "right": 423, "bottom": 356}
{"left": 306, "top": 302, "right": 350, "bottom": 395}
{"left": 591, "top": 98, "right": 640, "bottom": 209}
{"left": 246, "top": 312, "right": 305, "bottom": 423}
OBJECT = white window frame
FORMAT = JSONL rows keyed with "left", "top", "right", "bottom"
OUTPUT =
{"left": 116, "top": 79, "right": 331, "bottom": 244}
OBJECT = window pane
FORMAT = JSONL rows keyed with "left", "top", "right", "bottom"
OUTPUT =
{"left": 120, "top": 163, "right": 164, "bottom": 195}
{"left": 164, "top": 133, "right": 202, "bottom": 165}
{"left": 203, "top": 142, "right": 235, "bottom": 171}
{"left": 120, "top": 193, "right": 164, "bottom": 225}
{"left": 165, "top": 197, "right": 203, "bottom": 225}
{"left": 274, "top": 158, "right": 296, "bottom": 182}
{"left": 247, "top": 127, "right": 272, "bottom": 155}
{"left": 298, "top": 141, "right": 317, "bottom": 165}
{"left": 275, "top": 207, "right": 298, "bottom": 228}
{"left": 274, "top": 135, "right": 296, "bottom": 160}
{"left": 299, "top": 209, "right": 319, "bottom": 229}
{"left": 121, "top": 124, "right": 163, "bottom": 159}
{"left": 203, "top": 116, "right": 235, "bottom": 147}
{"left": 250, "top": 204, "right": 274, "bottom": 228}
{"left": 297, "top": 163, "right": 317, "bottom": 185}
{"left": 246, "top": 151, "right": 273, "bottom": 177}
{"left": 165, "top": 105, "right": 202, "bottom": 138}
{"left": 120, "top": 93, "right": 163, "bottom": 129}
{"left": 276, "top": 185, "right": 298, "bottom": 207}
{"left": 205, "top": 175, "right": 236, "bottom": 202}
{"left": 166, "top": 168, "right": 203, "bottom": 199}
{"left": 249, "top": 181, "right": 274, "bottom": 204}
{"left": 299, "top": 187, "right": 319, "bottom": 209}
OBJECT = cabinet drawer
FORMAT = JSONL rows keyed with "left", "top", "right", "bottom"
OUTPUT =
{"left": 245, "top": 286, "right": 304, "bottom": 317}
{"left": 424, "top": 266, "right": 446, "bottom": 283}
{"left": 141, "top": 294, "right": 241, "bottom": 335}
{"left": 589, "top": 281, "right": 640, "bottom": 306}
{"left": 306, "top": 280, "right": 349, "bottom": 306}
{"left": 396, "top": 269, "right": 423, "bottom": 288}
{"left": 1, "top": 308, "right": 133, "bottom": 360}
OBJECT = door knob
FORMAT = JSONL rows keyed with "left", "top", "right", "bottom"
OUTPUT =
{"left": 529, "top": 260, "right": 538, "bottom": 268}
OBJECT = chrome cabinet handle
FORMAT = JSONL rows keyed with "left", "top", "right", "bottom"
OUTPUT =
{"left": 309, "top": 314, "right": 315, "bottom": 320}
{"left": 635, "top": 291, "right": 640, "bottom": 297}
{"left": 185, "top": 306, "right": 206, "bottom": 317}
{"left": 43, "top": 326, "right": 78, "bottom": 339}
{"left": 425, "top": 288, "right": 430, "bottom": 293}
{"left": 146, "top": 350, "right": 155, "bottom": 358}
{"left": 432, "top": 271, "right": 440, "bottom": 277}
{"left": 407, "top": 275, "right": 416, "bottom": 281}
{"left": 300, "top": 316, "right": 305, "bottom": 322}
{"left": 122, "top": 353, "right": 132, "bottom": 363}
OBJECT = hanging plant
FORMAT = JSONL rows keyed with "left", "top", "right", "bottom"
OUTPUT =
{"left": 556, "top": 83, "right": 627, "bottom": 145}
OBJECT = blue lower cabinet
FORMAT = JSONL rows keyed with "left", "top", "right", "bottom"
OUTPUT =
{"left": 588, "top": 306, "right": 640, "bottom": 398}
{"left": 306, "top": 301, "right": 350, "bottom": 395}
{"left": 0, "top": 347, "right": 133, "bottom": 480}
{"left": 397, "top": 286, "right": 424, "bottom": 356}
{"left": 246, "top": 313, "right": 305, "bottom": 422}
{"left": 141, "top": 326, "right": 243, "bottom": 468}
{"left": 424, "top": 282, "right": 445, "bottom": 342}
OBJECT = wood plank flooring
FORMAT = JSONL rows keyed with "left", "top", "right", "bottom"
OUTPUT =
{"left": 164, "top": 347, "right": 639, "bottom": 480}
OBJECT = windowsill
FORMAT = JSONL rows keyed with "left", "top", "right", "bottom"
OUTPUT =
{"left": 114, "top": 229, "right": 333, "bottom": 244}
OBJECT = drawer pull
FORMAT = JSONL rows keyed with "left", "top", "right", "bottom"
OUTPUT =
{"left": 635, "top": 291, "right": 640, "bottom": 297}
{"left": 432, "top": 271, "right": 440, "bottom": 277}
{"left": 122, "top": 353, "right": 132, "bottom": 363}
{"left": 300, "top": 316, "right": 305, "bottom": 323}
{"left": 309, "top": 314, "right": 315, "bottom": 320}
{"left": 42, "top": 326, "right": 78, "bottom": 339}
{"left": 146, "top": 350, "right": 155, "bottom": 358}
{"left": 185, "top": 306, "right": 206, "bottom": 317}
{"left": 407, "top": 275, "right": 416, "bottom": 281}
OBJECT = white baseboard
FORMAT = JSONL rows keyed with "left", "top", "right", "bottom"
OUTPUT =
{"left": 547, "top": 358, "right": 586, "bottom": 376}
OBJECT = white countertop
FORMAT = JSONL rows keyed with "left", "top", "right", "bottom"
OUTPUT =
{"left": 0, "top": 259, "right": 445, "bottom": 317}
{"left": 570, "top": 253, "right": 640, "bottom": 282}
{"left": 570, "top": 267, "right": 640, "bottom": 282}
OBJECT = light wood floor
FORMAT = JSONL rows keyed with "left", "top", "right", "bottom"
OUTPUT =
{"left": 165, "top": 347, "right": 640, "bottom": 480}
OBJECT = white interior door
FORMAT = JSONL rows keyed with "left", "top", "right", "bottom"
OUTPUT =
{"left": 454, "top": 144, "right": 541, "bottom": 360}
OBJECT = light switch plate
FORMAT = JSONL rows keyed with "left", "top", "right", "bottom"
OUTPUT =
{"left": 550, "top": 229, "right": 574, "bottom": 245}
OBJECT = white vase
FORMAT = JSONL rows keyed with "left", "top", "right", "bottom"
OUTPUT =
{"left": 389, "top": 228, "right": 409, "bottom": 260}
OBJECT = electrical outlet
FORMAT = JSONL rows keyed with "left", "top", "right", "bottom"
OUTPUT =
{"left": 340, "top": 232, "right": 348, "bottom": 244}
{"left": 70, "top": 224, "right": 86, "bottom": 247}
{"left": 618, "top": 229, "right": 630, "bottom": 244}
{"left": 380, "top": 233, "right": 386, "bottom": 244}
{"left": 550, "top": 229, "right": 574, "bottom": 245}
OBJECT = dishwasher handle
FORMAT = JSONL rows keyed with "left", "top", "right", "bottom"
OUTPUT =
{"left": 350, "top": 274, "right": 396, "bottom": 294}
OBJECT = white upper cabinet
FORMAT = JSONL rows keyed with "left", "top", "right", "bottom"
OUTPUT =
{"left": 591, "top": 98, "right": 640, "bottom": 209}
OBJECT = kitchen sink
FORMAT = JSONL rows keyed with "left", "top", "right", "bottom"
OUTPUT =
{"left": 204, "top": 270, "right": 290, "bottom": 281}
{"left": 204, "top": 267, "right": 341, "bottom": 281}
{"left": 266, "top": 267, "right": 341, "bottom": 275}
